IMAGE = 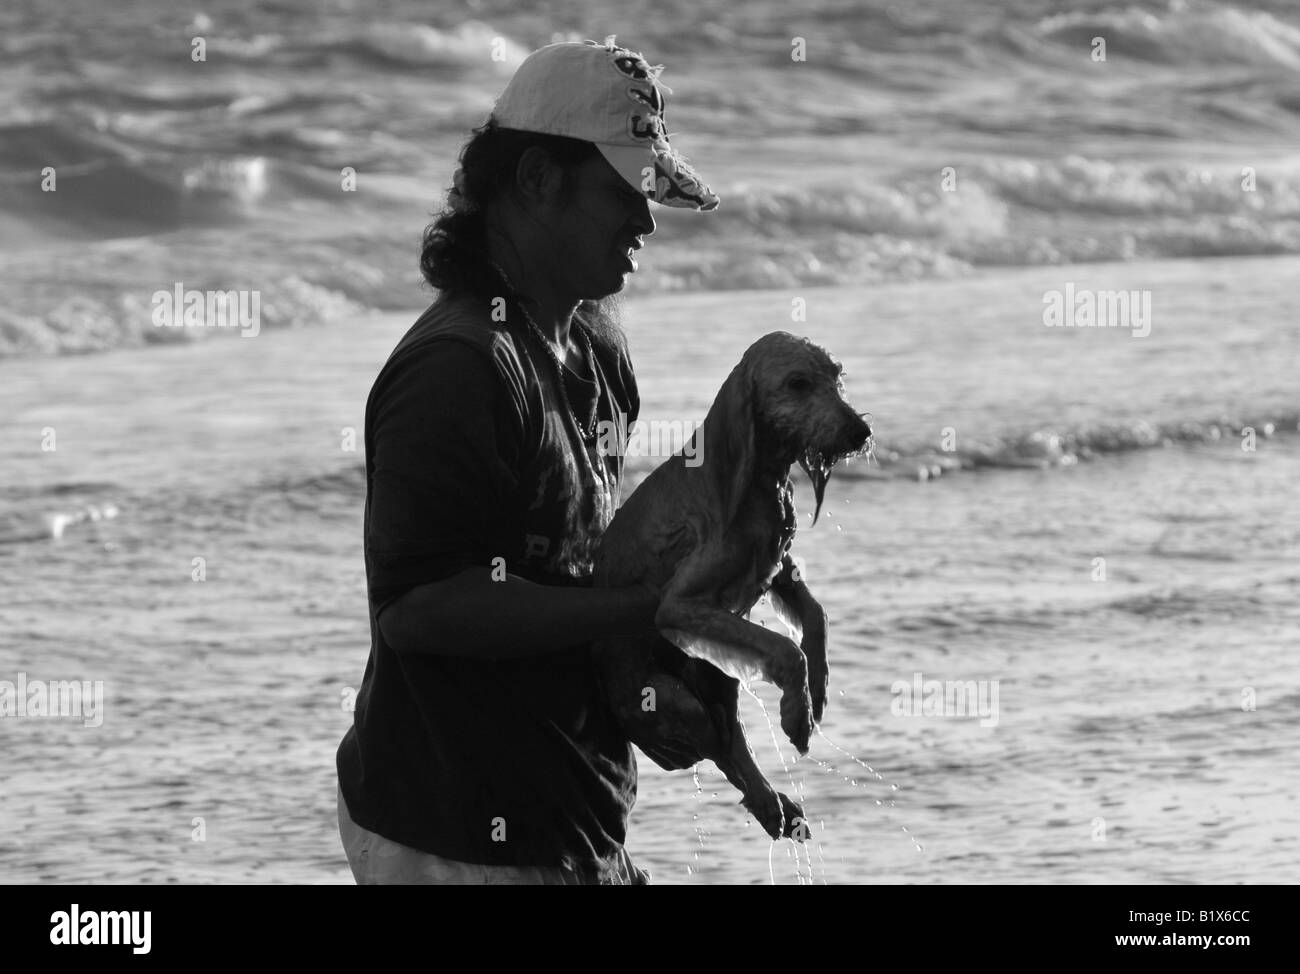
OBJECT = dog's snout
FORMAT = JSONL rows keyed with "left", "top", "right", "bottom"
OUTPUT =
{"left": 845, "top": 410, "right": 872, "bottom": 450}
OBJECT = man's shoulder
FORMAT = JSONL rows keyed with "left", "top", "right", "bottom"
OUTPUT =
{"left": 389, "top": 292, "right": 517, "bottom": 365}
{"left": 368, "top": 294, "right": 537, "bottom": 407}
{"left": 363, "top": 294, "right": 531, "bottom": 438}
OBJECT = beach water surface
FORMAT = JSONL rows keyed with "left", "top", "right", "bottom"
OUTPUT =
{"left": 3, "top": 257, "right": 1297, "bottom": 883}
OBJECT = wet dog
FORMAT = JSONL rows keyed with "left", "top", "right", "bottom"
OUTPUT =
{"left": 593, "top": 332, "right": 871, "bottom": 839}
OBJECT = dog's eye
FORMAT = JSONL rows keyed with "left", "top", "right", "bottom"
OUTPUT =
{"left": 786, "top": 376, "right": 813, "bottom": 392}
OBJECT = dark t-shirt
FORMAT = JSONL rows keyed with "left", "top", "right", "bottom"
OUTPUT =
{"left": 335, "top": 290, "right": 640, "bottom": 872}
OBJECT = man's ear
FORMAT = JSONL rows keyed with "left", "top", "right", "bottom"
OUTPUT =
{"left": 513, "top": 146, "right": 563, "bottom": 205}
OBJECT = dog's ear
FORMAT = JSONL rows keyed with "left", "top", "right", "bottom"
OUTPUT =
{"left": 703, "top": 357, "right": 757, "bottom": 526}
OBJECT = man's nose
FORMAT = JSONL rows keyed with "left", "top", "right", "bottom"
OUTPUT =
{"left": 634, "top": 195, "right": 656, "bottom": 237}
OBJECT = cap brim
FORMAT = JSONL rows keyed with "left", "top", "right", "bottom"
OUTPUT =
{"left": 596, "top": 143, "right": 719, "bottom": 211}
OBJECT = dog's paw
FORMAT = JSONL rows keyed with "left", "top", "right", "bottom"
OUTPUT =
{"left": 779, "top": 683, "right": 814, "bottom": 755}
{"left": 778, "top": 793, "right": 811, "bottom": 842}
{"left": 744, "top": 788, "right": 809, "bottom": 841}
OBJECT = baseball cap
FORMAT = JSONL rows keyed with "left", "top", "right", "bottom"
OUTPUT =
{"left": 491, "top": 38, "right": 719, "bottom": 211}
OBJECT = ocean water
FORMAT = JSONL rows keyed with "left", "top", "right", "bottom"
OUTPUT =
{"left": 2, "top": 0, "right": 1299, "bottom": 883}
{"left": 5, "top": 0, "right": 1300, "bottom": 353}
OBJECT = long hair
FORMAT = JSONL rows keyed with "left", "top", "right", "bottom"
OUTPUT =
{"left": 420, "top": 117, "right": 626, "bottom": 349}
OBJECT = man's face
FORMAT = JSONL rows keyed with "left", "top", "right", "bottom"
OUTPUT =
{"left": 541, "top": 154, "right": 657, "bottom": 300}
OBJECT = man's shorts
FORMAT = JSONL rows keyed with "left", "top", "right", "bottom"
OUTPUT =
{"left": 337, "top": 784, "right": 650, "bottom": 885}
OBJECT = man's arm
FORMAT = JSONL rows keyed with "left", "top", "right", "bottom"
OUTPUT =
{"left": 366, "top": 336, "right": 657, "bottom": 658}
{"left": 378, "top": 567, "right": 658, "bottom": 658}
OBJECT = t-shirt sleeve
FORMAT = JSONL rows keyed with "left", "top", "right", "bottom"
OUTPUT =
{"left": 364, "top": 337, "right": 524, "bottom": 612}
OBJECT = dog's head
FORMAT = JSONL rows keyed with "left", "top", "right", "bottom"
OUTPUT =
{"left": 707, "top": 331, "right": 871, "bottom": 526}
{"left": 744, "top": 331, "right": 872, "bottom": 523}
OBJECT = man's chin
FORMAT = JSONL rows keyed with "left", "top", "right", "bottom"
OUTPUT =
{"left": 585, "top": 274, "right": 629, "bottom": 299}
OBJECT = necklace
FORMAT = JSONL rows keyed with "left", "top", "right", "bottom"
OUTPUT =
{"left": 489, "top": 261, "right": 599, "bottom": 441}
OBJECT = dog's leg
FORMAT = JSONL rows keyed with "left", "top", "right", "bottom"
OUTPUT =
{"left": 685, "top": 661, "right": 809, "bottom": 841}
{"left": 714, "top": 723, "right": 808, "bottom": 841}
{"left": 656, "top": 589, "right": 813, "bottom": 753}
{"left": 769, "top": 553, "right": 830, "bottom": 724}
{"left": 594, "top": 634, "right": 707, "bottom": 771}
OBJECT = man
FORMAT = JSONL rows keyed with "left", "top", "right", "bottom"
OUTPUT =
{"left": 335, "top": 38, "right": 719, "bottom": 884}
